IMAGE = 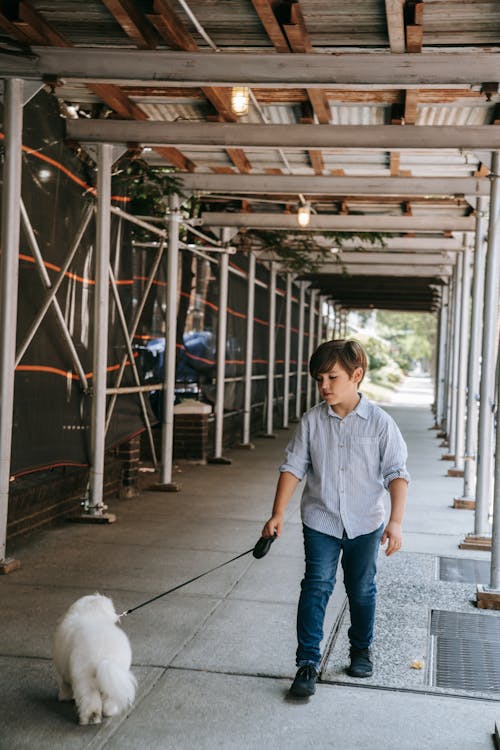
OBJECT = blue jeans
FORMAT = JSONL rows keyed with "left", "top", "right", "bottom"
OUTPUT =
{"left": 296, "top": 523, "right": 384, "bottom": 668}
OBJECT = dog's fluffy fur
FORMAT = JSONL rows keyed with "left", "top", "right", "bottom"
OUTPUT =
{"left": 53, "top": 594, "right": 136, "bottom": 725}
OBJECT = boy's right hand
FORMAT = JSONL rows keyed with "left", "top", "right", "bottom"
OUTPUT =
{"left": 262, "top": 514, "right": 284, "bottom": 538}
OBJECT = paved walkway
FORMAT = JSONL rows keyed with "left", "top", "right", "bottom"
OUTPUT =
{"left": 2, "top": 377, "right": 498, "bottom": 749}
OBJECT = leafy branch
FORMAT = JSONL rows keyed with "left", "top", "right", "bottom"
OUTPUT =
{"left": 235, "top": 229, "right": 388, "bottom": 274}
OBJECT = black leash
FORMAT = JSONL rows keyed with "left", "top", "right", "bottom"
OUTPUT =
{"left": 119, "top": 534, "right": 276, "bottom": 618}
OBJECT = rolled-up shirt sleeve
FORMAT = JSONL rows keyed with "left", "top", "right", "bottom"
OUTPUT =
{"left": 379, "top": 416, "right": 410, "bottom": 489}
{"left": 279, "top": 414, "right": 311, "bottom": 481}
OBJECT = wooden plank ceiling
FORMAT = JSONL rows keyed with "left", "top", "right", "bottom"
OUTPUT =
{"left": 1, "top": 0, "right": 499, "bottom": 311}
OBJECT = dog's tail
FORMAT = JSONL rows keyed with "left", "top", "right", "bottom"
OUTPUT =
{"left": 96, "top": 659, "right": 136, "bottom": 716}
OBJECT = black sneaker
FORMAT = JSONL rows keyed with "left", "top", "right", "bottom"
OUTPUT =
{"left": 290, "top": 664, "right": 318, "bottom": 697}
{"left": 347, "top": 647, "right": 373, "bottom": 678}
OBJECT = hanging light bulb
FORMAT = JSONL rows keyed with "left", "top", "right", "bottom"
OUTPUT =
{"left": 231, "top": 86, "right": 249, "bottom": 116}
{"left": 297, "top": 202, "right": 311, "bottom": 227}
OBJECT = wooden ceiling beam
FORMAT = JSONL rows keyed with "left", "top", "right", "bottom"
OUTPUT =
{"left": 282, "top": 3, "right": 331, "bottom": 124}
{"left": 13, "top": 1, "right": 71, "bottom": 46}
{"left": 147, "top": 0, "right": 248, "bottom": 171}
{"left": 146, "top": 0, "right": 198, "bottom": 50}
{"left": 404, "top": 89, "right": 419, "bottom": 124}
{"left": 19, "top": 48, "right": 500, "bottom": 86}
{"left": 389, "top": 151, "right": 401, "bottom": 176}
{"left": 68, "top": 120, "right": 500, "bottom": 151}
{"left": 200, "top": 212, "right": 475, "bottom": 231}
{"left": 405, "top": 0, "right": 424, "bottom": 53}
{"left": 385, "top": 0, "right": 406, "bottom": 52}
{"left": 102, "top": 0, "right": 160, "bottom": 49}
{"left": 250, "top": 0, "right": 290, "bottom": 53}
{"left": 13, "top": 1, "right": 195, "bottom": 171}
{"left": 308, "top": 150, "right": 325, "bottom": 175}
{"left": 225, "top": 149, "right": 252, "bottom": 174}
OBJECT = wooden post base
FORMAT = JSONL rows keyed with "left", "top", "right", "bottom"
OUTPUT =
{"left": 149, "top": 482, "right": 182, "bottom": 492}
{"left": 237, "top": 442, "right": 256, "bottom": 450}
{"left": 459, "top": 534, "right": 492, "bottom": 551}
{"left": 477, "top": 584, "right": 500, "bottom": 610}
{"left": 447, "top": 467, "right": 464, "bottom": 477}
{"left": 453, "top": 497, "right": 476, "bottom": 510}
{"left": 441, "top": 453, "right": 455, "bottom": 461}
{"left": 0, "top": 557, "right": 21, "bottom": 574}
{"left": 69, "top": 513, "right": 117, "bottom": 524}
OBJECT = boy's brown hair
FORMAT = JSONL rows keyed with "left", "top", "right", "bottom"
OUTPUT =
{"left": 309, "top": 339, "right": 368, "bottom": 383}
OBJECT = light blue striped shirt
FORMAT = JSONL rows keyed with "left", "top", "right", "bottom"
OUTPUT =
{"left": 280, "top": 394, "right": 410, "bottom": 539}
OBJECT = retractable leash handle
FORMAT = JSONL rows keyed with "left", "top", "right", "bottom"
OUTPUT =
{"left": 120, "top": 532, "right": 277, "bottom": 618}
{"left": 252, "top": 533, "right": 277, "bottom": 559}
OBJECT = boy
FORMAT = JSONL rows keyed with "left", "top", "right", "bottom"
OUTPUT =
{"left": 262, "top": 339, "right": 409, "bottom": 698}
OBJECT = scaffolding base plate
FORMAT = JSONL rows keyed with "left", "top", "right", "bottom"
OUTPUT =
{"left": 447, "top": 467, "right": 464, "bottom": 477}
{"left": 0, "top": 557, "right": 21, "bottom": 575}
{"left": 237, "top": 442, "right": 255, "bottom": 450}
{"left": 441, "top": 453, "right": 455, "bottom": 461}
{"left": 207, "top": 456, "right": 232, "bottom": 465}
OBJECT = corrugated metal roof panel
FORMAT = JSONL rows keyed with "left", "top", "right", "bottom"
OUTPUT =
{"left": 137, "top": 102, "right": 210, "bottom": 122}
{"left": 416, "top": 104, "right": 491, "bottom": 126}
{"left": 330, "top": 104, "right": 390, "bottom": 125}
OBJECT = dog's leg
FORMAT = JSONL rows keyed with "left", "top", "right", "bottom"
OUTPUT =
{"left": 57, "top": 681, "right": 74, "bottom": 702}
{"left": 74, "top": 681, "right": 103, "bottom": 725}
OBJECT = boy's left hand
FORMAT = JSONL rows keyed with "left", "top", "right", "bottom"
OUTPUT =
{"left": 381, "top": 521, "right": 403, "bottom": 556}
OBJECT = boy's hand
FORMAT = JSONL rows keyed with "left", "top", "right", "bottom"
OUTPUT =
{"left": 262, "top": 514, "right": 284, "bottom": 538}
{"left": 381, "top": 521, "right": 402, "bottom": 556}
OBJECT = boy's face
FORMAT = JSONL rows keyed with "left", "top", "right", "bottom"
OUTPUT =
{"left": 315, "top": 362, "right": 363, "bottom": 409}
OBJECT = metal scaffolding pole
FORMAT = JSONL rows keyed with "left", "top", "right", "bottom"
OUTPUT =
{"left": 488, "top": 345, "right": 500, "bottom": 590}
{"left": 158, "top": 193, "right": 182, "bottom": 487}
{"left": 211, "top": 228, "right": 231, "bottom": 462}
{"left": 241, "top": 252, "right": 255, "bottom": 446}
{"left": 295, "top": 282, "right": 306, "bottom": 421}
{"left": 265, "top": 262, "right": 277, "bottom": 437}
{"left": 444, "top": 259, "right": 462, "bottom": 459}
{"left": 435, "top": 285, "right": 449, "bottom": 428}
{"left": 0, "top": 78, "right": 23, "bottom": 571}
{"left": 443, "top": 275, "right": 455, "bottom": 439}
{"left": 450, "top": 245, "right": 472, "bottom": 475}
{"left": 460, "top": 199, "right": 488, "bottom": 502}
{"left": 19, "top": 200, "right": 89, "bottom": 390}
{"left": 474, "top": 151, "right": 500, "bottom": 536}
{"left": 315, "top": 295, "right": 324, "bottom": 404}
{"left": 283, "top": 273, "right": 292, "bottom": 428}
{"left": 87, "top": 143, "right": 114, "bottom": 518}
{"left": 306, "top": 289, "right": 316, "bottom": 412}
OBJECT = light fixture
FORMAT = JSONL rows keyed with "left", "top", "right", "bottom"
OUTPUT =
{"left": 38, "top": 168, "right": 52, "bottom": 183}
{"left": 297, "top": 202, "right": 311, "bottom": 228}
{"left": 231, "top": 86, "right": 249, "bottom": 116}
{"left": 330, "top": 246, "right": 340, "bottom": 254}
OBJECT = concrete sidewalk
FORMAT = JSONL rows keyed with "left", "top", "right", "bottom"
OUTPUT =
{"left": 2, "top": 377, "right": 499, "bottom": 749}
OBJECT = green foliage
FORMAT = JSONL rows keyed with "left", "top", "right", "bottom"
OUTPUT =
{"left": 235, "top": 230, "right": 388, "bottom": 273}
{"left": 112, "top": 160, "right": 185, "bottom": 218}
{"left": 375, "top": 311, "right": 437, "bottom": 372}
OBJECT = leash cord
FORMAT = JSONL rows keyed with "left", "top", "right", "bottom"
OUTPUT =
{"left": 120, "top": 546, "right": 255, "bottom": 618}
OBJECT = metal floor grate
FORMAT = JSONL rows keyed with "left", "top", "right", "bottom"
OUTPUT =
{"left": 430, "top": 610, "right": 500, "bottom": 693}
{"left": 438, "top": 557, "right": 490, "bottom": 584}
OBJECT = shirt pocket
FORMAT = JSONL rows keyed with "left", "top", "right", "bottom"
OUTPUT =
{"left": 350, "top": 436, "right": 380, "bottom": 471}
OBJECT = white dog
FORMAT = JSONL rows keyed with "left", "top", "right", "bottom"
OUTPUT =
{"left": 53, "top": 594, "right": 136, "bottom": 725}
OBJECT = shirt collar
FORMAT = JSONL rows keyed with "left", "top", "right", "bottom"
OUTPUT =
{"left": 327, "top": 392, "right": 370, "bottom": 420}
